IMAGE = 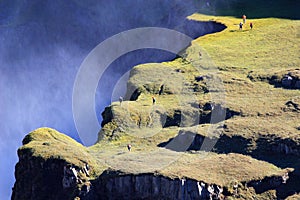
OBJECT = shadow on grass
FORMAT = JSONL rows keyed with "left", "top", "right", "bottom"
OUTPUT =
{"left": 158, "top": 131, "right": 300, "bottom": 198}
{"left": 197, "top": 0, "right": 300, "bottom": 20}
{"left": 229, "top": 30, "right": 250, "bottom": 33}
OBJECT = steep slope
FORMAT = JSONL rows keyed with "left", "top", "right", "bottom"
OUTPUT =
{"left": 13, "top": 11, "right": 300, "bottom": 200}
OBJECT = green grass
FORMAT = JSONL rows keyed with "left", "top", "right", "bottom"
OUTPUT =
{"left": 160, "top": 152, "right": 284, "bottom": 186}
{"left": 19, "top": 127, "right": 290, "bottom": 189}
{"left": 18, "top": 4, "right": 300, "bottom": 199}
{"left": 90, "top": 10, "right": 299, "bottom": 198}
{"left": 189, "top": 14, "right": 300, "bottom": 72}
{"left": 19, "top": 128, "right": 106, "bottom": 177}
{"left": 184, "top": 13, "right": 300, "bottom": 142}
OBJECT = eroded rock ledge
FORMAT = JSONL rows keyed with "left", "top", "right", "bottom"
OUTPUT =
{"left": 12, "top": 128, "right": 298, "bottom": 200}
{"left": 12, "top": 147, "right": 292, "bottom": 200}
{"left": 247, "top": 68, "right": 300, "bottom": 89}
{"left": 85, "top": 171, "right": 290, "bottom": 200}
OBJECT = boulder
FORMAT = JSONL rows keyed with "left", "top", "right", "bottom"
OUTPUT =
{"left": 295, "top": 80, "right": 300, "bottom": 89}
{"left": 282, "top": 75, "right": 293, "bottom": 88}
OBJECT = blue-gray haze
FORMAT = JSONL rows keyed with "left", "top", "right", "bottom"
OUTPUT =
{"left": 0, "top": 0, "right": 222, "bottom": 198}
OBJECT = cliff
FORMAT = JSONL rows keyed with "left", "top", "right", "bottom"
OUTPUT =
{"left": 12, "top": 6, "right": 300, "bottom": 200}
{"left": 12, "top": 128, "right": 103, "bottom": 200}
{"left": 12, "top": 128, "right": 295, "bottom": 199}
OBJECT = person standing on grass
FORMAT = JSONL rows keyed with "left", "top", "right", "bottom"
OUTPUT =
{"left": 239, "top": 22, "right": 243, "bottom": 30}
{"left": 127, "top": 144, "right": 132, "bottom": 151}
{"left": 152, "top": 96, "right": 156, "bottom": 105}
{"left": 242, "top": 14, "right": 246, "bottom": 24}
{"left": 250, "top": 22, "right": 253, "bottom": 29}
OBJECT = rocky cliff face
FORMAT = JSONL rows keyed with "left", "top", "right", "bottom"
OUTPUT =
{"left": 12, "top": 152, "right": 93, "bottom": 200}
{"left": 84, "top": 172, "right": 296, "bottom": 200}
{"left": 87, "top": 173, "right": 223, "bottom": 200}
{"left": 12, "top": 155, "right": 68, "bottom": 200}
{"left": 12, "top": 149, "right": 294, "bottom": 200}
{"left": 11, "top": 5, "right": 300, "bottom": 199}
{"left": 12, "top": 127, "right": 299, "bottom": 200}
{"left": 11, "top": 128, "right": 96, "bottom": 200}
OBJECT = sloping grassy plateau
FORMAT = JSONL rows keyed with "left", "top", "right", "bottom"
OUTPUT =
{"left": 17, "top": 1, "right": 300, "bottom": 199}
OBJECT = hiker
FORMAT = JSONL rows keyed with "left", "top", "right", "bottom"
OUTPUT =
{"left": 199, "top": 52, "right": 202, "bottom": 58}
{"left": 152, "top": 96, "right": 156, "bottom": 105}
{"left": 250, "top": 22, "right": 253, "bottom": 29}
{"left": 233, "top": 182, "right": 238, "bottom": 196}
{"left": 239, "top": 22, "right": 243, "bottom": 30}
{"left": 282, "top": 172, "right": 289, "bottom": 184}
{"left": 119, "top": 96, "right": 123, "bottom": 105}
{"left": 242, "top": 14, "right": 246, "bottom": 24}
{"left": 127, "top": 144, "right": 132, "bottom": 151}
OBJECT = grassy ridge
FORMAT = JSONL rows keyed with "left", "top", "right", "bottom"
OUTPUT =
{"left": 17, "top": 3, "right": 300, "bottom": 199}
{"left": 20, "top": 128, "right": 106, "bottom": 176}
{"left": 189, "top": 14, "right": 300, "bottom": 72}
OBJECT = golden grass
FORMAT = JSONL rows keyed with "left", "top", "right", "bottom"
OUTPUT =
{"left": 19, "top": 10, "right": 300, "bottom": 199}
{"left": 160, "top": 152, "right": 284, "bottom": 186}
{"left": 20, "top": 128, "right": 106, "bottom": 177}
{"left": 188, "top": 14, "right": 300, "bottom": 72}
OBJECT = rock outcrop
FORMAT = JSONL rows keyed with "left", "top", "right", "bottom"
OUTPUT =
{"left": 12, "top": 128, "right": 299, "bottom": 200}
{"left": 11, "top": 8, "right": 300, "bottom": 200}
{"left": 87, "top": 173, "right": 225, "bottom": 200}
{"left": 11, "top": 128, "right": 97, "bottom": 200}
{"left": 248, "top": 69, "right": 300, "bottom": 89}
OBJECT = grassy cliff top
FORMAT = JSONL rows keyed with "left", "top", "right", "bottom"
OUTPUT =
{"left": 189, "top": 13, "right": 300, "bottom": 72}
{"left": 19, "top": 128, "right": 106, "bottom": 176}
{"left": 21, "top": 128, "right": 288, "bottom": 188}
{"left": 18, "top": 5, "right": 300, "bottom": 198}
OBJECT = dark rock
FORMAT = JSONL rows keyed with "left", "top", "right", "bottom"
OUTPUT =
{"left": 175, "top": 69, "right": 185, "bottom": 73}
{"left": 284, "top": 100, "right": 300, "bottom": 112}
{"left": 101, "top": 106, "right": 114, "bottom": 127}
{"left": 248, "top": 70, "right": 300, "bottom": 90}
{"left": 282, "top": 75, "right": 293, "bottom": 88}
{"left": 247, "top": 173, "right": 291, "bottom": 194}
{"left": 12, "top": 157, "right": 72, "bottom": 200}
{"left": 164, "top": 110, "right": 182, "bottom": 127}
{"left": 195, "top": 76, "right": 204, "bottom": 82}
{"left": 89, "top": 173, "right": 224, "bottom": 200}
{"left": 295, "top": 80, "right": 300, "bottom": 89}
{"left": 199, "top": 104, "right": 240, "bottom": 124}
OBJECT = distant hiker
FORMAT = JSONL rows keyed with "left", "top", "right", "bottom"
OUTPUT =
{"left": 239, "top": 22, "right": 243, "bottom": 30}
{"left": 127, "top": 144, "right": 132, "bottom": 151}
{"left": 119, "top": 96, "right": 123, "bottom": 105}
{"left": 250, "top": 22, "right": 253, "bottom": 29}
{"left": 158, "top": 85, "right": 164, "bottom": 95}
{"left": 242, "top": 14, "right": 246, "bottom": 24}
{"left": 199, "top": 52, "right": 202, "bottom": 58}
{"left": 152, "top": 96, "right": 156, "bottom": 105}
{"left": 282, "top": 172, "right": 289, "bottom": 184}
{"left": 233, "top": 182, "right": 238, "bottom": 196}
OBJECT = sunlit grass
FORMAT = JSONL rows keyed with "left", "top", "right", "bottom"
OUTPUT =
{"left": 19, "top": 8, "right": 300, "bottom": 198}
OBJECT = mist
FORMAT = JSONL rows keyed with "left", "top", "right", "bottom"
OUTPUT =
{"left": 0, "top": 0, "right": 226, "bottom": 198}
